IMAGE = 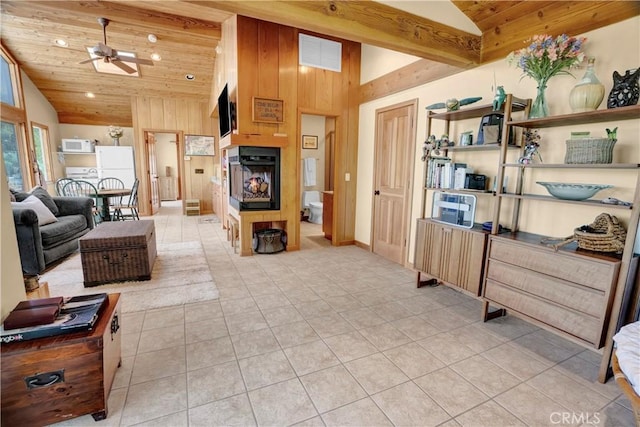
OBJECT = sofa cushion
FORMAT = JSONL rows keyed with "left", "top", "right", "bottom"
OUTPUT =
{"left": 40, "top": 214, "right": 88, "bottom": 248}
{"left": 10, "top": 188, "right": 29, "bottom": 202}
{"left": 12, "top": 196, "right": 58, "bottom": 226}
{"left": 30, "top": 186, "right": 59, "bottom": 216}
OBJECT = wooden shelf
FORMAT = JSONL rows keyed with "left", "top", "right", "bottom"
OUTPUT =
{"left": 444, "top": 144, "right": 521, "bottom": 152}
{"left": 502, "top": 163, "right": 639, "bottom": 169}
{"left": 427, "top": 97, "right": 529, "bottom": 121}
{"left": 425, "top": 187, "right": 494, "bottom": 196}
{"left": 509, "top": 104, "right": 640, "bottom": 128}
{"left": 499, "top": 192, "right": 633, "bottom": 209}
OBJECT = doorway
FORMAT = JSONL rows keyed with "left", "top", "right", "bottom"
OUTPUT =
{"left": 144, "top": 131, "right": 181, "bottom": 216}
{"left": 300, "top": 114, "right": 335, "bottom": 249}
{"left": 371, "top": 99, "right": 418, "bottom": 265}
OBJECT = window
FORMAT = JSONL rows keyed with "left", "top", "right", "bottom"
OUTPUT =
{"left": 2, "top": 121, "right": 24, "bottom": 190}
{"left": 31, "top": 122, "right": 52, "bottom": 183}
{"left": 0, "top": 54, "right": 16, "bottom": 106}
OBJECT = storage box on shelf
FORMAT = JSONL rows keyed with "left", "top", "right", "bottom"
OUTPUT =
{"left": 414, "top": 94, "right": 531, "bottom": 296}
{"left": 483, "top": 104, "right": 640, "bottom": 383}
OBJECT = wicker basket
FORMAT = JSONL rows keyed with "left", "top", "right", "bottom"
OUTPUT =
{"left": 543, "top": 213, "right": 626, "bottom": 254}
{"left": 612, "top": 351, "right": 640, "bottom": 426}
{"left": 565, "top": 138, "right": 616, "bottom": 164}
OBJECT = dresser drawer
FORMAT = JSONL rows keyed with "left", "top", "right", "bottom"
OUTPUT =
{"left": 485, "top": 259, "right": 605, "bottom": 318}
{"left": 484, "top": 279, "right": 602, "bottom": 345}
{"left": 488, "top": 239, "right": 619, "bottom": 291}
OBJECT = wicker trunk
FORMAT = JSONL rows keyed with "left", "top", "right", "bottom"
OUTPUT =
{"left": 79, "top": 221, "right": 156, "bottom": 287}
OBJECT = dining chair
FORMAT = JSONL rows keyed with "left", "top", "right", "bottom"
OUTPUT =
{"left": 97, "top": 177, "right": 125, "bottom": 220}
{"left": 61, "top": 180, "right": 102, "bottom": 225}
{"left": 55, "top": 178, "right": 75, "bottom": 196}
{"left": 113, "top": 178, "right": 140, "bottom": 220}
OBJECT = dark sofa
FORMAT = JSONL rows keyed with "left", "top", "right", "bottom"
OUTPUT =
{"left": 12, "top": 196, "right": 95, "bottom": 275}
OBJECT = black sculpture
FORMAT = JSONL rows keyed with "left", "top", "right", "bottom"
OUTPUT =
{"left": 607, "top": 68, "right": 640, "bottom": 108}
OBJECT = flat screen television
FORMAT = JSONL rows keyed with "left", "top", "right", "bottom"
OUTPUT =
{"left": 218, "top": 83, "right": 232, "bottom": 138}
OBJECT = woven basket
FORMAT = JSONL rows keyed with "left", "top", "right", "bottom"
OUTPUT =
{"left": 543, "top": 213, "right": 626, "bottom": 254}
{"left": 565, "top": 138, "right": 616, "bottom": 164}
{"left": 612, "top": 351, "right": 640, "bottom": 426}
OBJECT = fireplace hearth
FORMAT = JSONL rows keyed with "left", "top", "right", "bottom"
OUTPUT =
{"left": 228, "top": 146, "right": 280, "bottom": 211}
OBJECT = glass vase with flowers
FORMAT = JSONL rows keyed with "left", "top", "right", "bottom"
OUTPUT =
{"left": 108, "top": 126, "right": 124, "bottom": 145}
{"left": 508, "top": 34, "right": 587, "bottom": 118}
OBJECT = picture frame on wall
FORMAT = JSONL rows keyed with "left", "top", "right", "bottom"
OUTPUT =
{"left": 184, "top": 134, "right": 215, "bottom": 156}
{"left": 302, "top": 135, "right": 318, "bottom": 149}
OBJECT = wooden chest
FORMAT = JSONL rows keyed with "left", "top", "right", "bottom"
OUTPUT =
{"left": 79, "top": 220, "right": 157, "bottom": 287}
{"left": 1, "top": 294, "right": 122, "bottom": 426}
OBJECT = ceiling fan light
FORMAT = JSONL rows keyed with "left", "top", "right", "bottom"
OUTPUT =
{"left": 151, "top": 53, "right": 162, "bottom": 61}
{"left": 54, "top": 39, "right": 68, "bottom": 47}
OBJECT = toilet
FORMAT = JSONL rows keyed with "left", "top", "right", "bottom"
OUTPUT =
{"left": 302, "top": 191, "right": 323, "bottom": 224}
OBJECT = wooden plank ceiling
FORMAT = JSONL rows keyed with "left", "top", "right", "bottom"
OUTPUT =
{"left": 1, "top": 1, "right": 637, "bottom": 126}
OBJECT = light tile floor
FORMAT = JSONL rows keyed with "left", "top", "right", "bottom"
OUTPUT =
{"left": 53, "top": 201, "right": 634, "bottom": 427}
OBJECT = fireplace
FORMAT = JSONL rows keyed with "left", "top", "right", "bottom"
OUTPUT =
{"left": 228, "top": 146, "right": 280, "bottom": 211}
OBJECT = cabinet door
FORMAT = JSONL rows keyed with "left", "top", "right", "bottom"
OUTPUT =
{"left": 414, "top": 219, "right": 443, "bottom": 276}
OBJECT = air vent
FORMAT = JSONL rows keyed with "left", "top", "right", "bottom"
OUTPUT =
{"left": 299, "top": 34, "right": 341, "bottom": 72}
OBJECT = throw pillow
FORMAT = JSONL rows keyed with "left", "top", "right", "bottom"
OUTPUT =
{"left": 12, "top": 195, "right": 58, "bottom": 226}
{"left": 30, "top": 186, "right": 59, "bottom": 216}
{"left": 10, "top": 188, "right": 29, "bottom": 202}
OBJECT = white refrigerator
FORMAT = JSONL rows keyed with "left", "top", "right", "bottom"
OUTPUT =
{"left": 95, "top": 146, "right": 137, "bottom": 200}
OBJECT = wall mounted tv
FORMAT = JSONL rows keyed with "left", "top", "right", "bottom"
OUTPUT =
{"left": 218, "top": 83, "right": 233, "bottom": 138}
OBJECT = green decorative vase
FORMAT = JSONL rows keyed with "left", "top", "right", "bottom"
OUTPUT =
{"left": 529, "top": 84, "right": 549, "bottom": 119}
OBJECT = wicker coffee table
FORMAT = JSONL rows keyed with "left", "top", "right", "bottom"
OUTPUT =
{"left": 79, "top": 221, "right": 156, "bottom": 287}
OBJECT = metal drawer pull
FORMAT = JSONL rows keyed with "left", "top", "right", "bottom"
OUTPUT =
{"left": 25, "top": 370, "right": 65, "bottom": 389}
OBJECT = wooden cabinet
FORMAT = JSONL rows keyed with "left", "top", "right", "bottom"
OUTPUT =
{"left": 484, "top": 104, "right": 640, "bottom": 381}
{"left": 415, "top": 219, "right": 487, "bottom": 296}
{"left": 159, "top": 177, "right": 177, "bottom": 201}
{"left": 484, "top": 234, "right": 620, "bottom": 347}
{"left": 1, "top": 294, "right": 122, "bottom": 426}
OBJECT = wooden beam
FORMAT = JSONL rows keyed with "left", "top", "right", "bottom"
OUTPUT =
{"left": 360, "top": 59, "right": 465, "bottom": 103}
{"left": 191, "top": 0, "right": 481, "bottom": 67}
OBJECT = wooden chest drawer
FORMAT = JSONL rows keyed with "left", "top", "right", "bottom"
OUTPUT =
{"left": 488, "top": 238, "right": 618, "bottom": 291}
{"left": 484, "top": 279, "right": 602, "bottom": 345}
{"left": 1, "top": 294, "right": 122, "bottom": 426}
{"left": 485, "top": 259, "right": 605, "bottom": 318}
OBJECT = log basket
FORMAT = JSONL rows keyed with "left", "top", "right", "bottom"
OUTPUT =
{"left": 542, "top": 213, "right": 626, "bottom": 254}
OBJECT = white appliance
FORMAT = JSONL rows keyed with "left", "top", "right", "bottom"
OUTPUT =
{"left": 65, "top": 167, "right": 99, "bottom": 186}
{"left": 95, "top": 146, "right": 137, "bottom": 199}
{"left": 62, "top": 139, "right": 94, "bottom": 153}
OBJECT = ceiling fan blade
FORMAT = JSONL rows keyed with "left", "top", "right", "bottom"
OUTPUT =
{"left": 112, "top": 59, "right": 137, "bottom": 74}
{"left": 117, "top": 56, "right": 154, "bottom": 66}
{"left": 79, "top": 57, "right": 102, "bottom": 64}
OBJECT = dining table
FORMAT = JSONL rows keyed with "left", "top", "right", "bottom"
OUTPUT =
{"left": 97, "top": 188, "right": 131, "bottom": 221}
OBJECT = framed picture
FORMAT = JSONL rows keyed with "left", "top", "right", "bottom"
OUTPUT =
{"left": 252, "top": 97, "right": 284, "bottom": 123}
{"left": 184, "top": 134, "right": 215, "bottom": 156}
{"left": 302, "top": 135, "right": 318, "bottom": 149}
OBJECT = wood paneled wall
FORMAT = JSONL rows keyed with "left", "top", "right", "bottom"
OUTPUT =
{"left": 131, "top": 96, "right": 217, "bottom": 216}
{"left": 220, "top": 15, "right": 360, "bottom": 250}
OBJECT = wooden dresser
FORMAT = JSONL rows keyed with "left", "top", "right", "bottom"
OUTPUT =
{"left": 483, "top": 234, "right": 620, "bottom": 348}
{"left": 1, "top": 293, "right": 122, "bottom": 426}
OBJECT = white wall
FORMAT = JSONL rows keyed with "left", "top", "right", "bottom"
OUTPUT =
{"left": 357, "top": 17, "right": 640, "bottom": 263}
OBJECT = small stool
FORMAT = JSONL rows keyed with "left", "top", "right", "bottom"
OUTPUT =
{"left": 227, "top": 215, "right": 239, "bottom": 253}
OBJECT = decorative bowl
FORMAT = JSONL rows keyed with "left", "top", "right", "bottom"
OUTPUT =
{"left": 536, "top": 182, "right": 613, "bottom": 201}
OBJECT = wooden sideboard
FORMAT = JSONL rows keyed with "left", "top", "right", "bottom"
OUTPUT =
{"left": 414, "top": 218, "right": 488, "bottom": 297}
{"left": 483, "top": 234, "right": 620, "bottom": 348}
{"left": 1, "top": 293, "right": 122, "bottom": 426}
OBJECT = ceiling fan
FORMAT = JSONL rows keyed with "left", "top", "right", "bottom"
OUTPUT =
{"left": 79, "top": 17, "right": 154, "bottom": 74}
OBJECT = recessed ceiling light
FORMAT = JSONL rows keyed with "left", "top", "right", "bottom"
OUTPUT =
{"left": 150, "top": 53, "right": 162, "bottom": 61}
{"left": 185, "top": 74, "right": 195, "bottom": 81}
{"left": 85, "top": 92, "right": 96, "bottom": 98}
{"left": 148, "top": 34, "right": 157, "bottom": 43}
{"left": 54, "top": 39, "right": 68, "bottom": 47}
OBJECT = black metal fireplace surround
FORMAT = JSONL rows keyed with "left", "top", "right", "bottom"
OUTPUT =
{"left": 228, "top": 146, "right": 280, "bottom": 211}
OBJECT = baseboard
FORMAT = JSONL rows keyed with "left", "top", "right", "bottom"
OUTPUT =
{"left": 354, "top": 240, "right": 370, "bottom": 251}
